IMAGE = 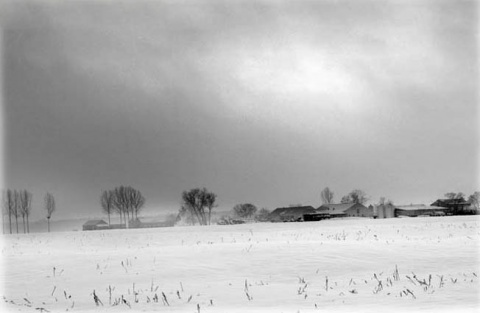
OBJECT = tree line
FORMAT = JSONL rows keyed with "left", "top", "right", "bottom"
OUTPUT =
{"left": 3, "top": 189, "right": 56, "bottom": 234}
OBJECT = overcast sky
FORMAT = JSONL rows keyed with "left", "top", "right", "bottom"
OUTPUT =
{"left": 1, "top": 0, "right": 478, "bottom": 220}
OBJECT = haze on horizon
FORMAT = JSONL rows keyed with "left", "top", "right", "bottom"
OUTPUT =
{"left": 1, "top": 0, "right": 478, "bottom": 221}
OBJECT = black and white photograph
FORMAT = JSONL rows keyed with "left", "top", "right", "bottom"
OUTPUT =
{"left": 1, "top": 0, "right": 478, "bottom": 312}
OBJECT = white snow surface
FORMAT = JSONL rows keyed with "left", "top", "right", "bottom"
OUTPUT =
{"left": 1, "top": 216, "right": 479, "bottom": 312}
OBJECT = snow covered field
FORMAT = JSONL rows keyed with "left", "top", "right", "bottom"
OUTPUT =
{"left": 1, "top": 216, "right": 479, "bottom": 312}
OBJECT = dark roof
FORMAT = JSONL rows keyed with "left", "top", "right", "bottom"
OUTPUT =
{"left": 317, "top": 203, "right": 356, "bottom": 213}
{"left": 270, "top": 206, "right": 316, "bottom": 217}
{"left": 83, "top": 220, "right": 108, "bottom": 226}
{"left": 431, "top": 198, "right": 470, "bottom": 205}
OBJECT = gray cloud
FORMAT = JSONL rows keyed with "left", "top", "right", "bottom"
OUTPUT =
{"left": 2, "top": 0, "right": 478, "bottom": 220}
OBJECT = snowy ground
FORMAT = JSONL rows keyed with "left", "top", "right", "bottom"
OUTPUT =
{"left": 1, "top": 216, "right": 479, "bottom": 312}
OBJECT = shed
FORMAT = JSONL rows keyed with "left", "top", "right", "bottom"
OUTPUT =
{"left": 269, "top": 206, "right": 316, "bottom": 222}
{"left": 394, "top": 204, "right": 449, "bottom": 217}
{"left": 82, "top": 220, "right": 109, "bottom": 231}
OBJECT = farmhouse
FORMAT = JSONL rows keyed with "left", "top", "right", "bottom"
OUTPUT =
{"left": 317, "top": 203, "right": 373, "bottom": 218}
{"left": 82, "top": 220, "right": 109, "bottom": 231}
{"left": 431, "top": 198, "right": 470, "bottom": 214}
{"left": 394, "top": 204, "right": 448, "bottom": 217}
{"left": 269, "top": 206, "right": 316, "bottom": 222}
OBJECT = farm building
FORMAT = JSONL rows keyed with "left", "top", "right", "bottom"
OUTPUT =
{"left": 431, "top": 198, "right": 471, "bottom": 214}
{"left": 317, "top": 203, "right": 373, "bottom": 218}
{"left": 303, "top": 213, "right": 330, "bottom": 221}
{"left": 375, "top": 204, "right": 396, "bottom": 219}
{"left": 82, "top": 220, "right": 109, "bottom": 231}
{"left": 394, "top": 204, "right": 448, "bottom": 217}
{"left": 269, "top": 206, "right": 316, "bottom": 222}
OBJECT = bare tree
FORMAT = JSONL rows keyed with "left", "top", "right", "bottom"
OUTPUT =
{"left": 111, "top": 186, "right": 145, "bottom": 228}
{"left": 180, "top": 188, "right": 217, "bottom": 226}
{"left": 341, "top": 189, "right": 368, "bottom": 204}
{"left": 445, "top": 192, "right": 465, "bottom": 199}
{"left": 13, "top": 190, "right": 20, "bottom": 233}
{"left": 255, "top": 208, "right": 271, "bottom": 222}
{"left": 100, "top": 190, "right": 115, "bottom": 226}
{"left": 233, "top": 203, "right": 257, "bottom": 219}
{"left": 113, "top": 186, "right": 130, "bottom": 228}
{"left": 340, "top": 195, "right": 351, "bottom": 204}
{"left": 203, "top": 190, "right": 217, "bottom": 225}
{"left": 3, "top": 189, "right": 15, "bottom": 234}
{"left": 321, "top": 187, "right": 334, "bottom": 204}
{"left": 130, "top": 188, "right": 145, "bottom": 220}
{"left": 19, "top": 190, "right": 32, "bottom": 233}
{"left": 468, "top": 192, "right": 479, "bottom": 211}
{"left": 44, "top": 192, "right": 56, "bottom": 232}
{"left": 177, "top": 205, "right": 197, "bottom": 225}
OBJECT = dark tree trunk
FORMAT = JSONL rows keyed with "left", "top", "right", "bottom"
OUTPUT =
{"left": 8, "top": 210, "right": 12, "bottom": 234}
{"left": 47, "top": 218, "right": 50, "bottom": 233}
{"left": 15, "top": 214, "right": 19, "bottom": 234}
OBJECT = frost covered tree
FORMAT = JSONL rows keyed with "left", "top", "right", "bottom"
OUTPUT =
{"left": 255, "top": 208, "right": 271, "bottom": 222}
{"left": 468, "top": 192, "right": 479, "bottom": 211}
{"left": 44, "top": 192, "right": 56, "bottom": 232}
{"left": 233, "top": 203, "right": 257, "bottom": 219}
{"left": 321, "top": 187, "right": 334, "bottom": 204}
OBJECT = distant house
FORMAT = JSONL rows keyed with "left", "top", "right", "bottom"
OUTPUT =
{"left": 394, "top": 204, "right": 448, "bottom": 217}
{"left": 431, "top": 198, "right": 470, "bottom": 214}
{"left": 82, "top": 220, "right": 109, "bottom": 231}
{"left": 317, "top": 203, "right": 373, "bottom": 218}
{"left": 269, "top": 206, "right": 317, "bottom": 222}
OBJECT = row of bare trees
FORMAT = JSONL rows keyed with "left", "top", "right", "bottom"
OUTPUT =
{"left": 100, "top": 186, "right": 145, "bottom": 228}
{"left": 3, "top": 190, "right": 56, "bottom": 234}
{"left": 320, "top": 187, "right": 369, "bottom": 205}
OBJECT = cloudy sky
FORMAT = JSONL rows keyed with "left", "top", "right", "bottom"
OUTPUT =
{"left": 1, "top": 0, "right": 478, "bottom": 220}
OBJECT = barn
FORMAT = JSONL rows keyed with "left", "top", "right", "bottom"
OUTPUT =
{"left": 317, "top": 203, "right": 373, "bottom": 218}
{"left": 269, "top": 206, "right": 317, "bottom": 222}
{"left": 394, "top": 204, "right": 449, "bottom": 217}
{"left": 82, "top": 220, "right": 109, "bottom": 231}
{"left": 430, "top": 198, "right": 471, "bottom": 214}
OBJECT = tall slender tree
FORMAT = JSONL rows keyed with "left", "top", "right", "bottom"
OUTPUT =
{"left": 2, "top": 189, "right": 15, "bottom": 234}
{"left": 203, "top": 189, "right": 217, "bottom": 225}
{"left": 13, "top": 190, "right": 20, "bottom": 233}
{"left": 321, "top": 187, "right": 334, "bottom": 204}
{"left": 130, "top": 188, "right": 145, "bottom": 220}
{"left": 19, "top": 190, "right": 32, "bottom": 233}
{"left": 44, "top": 192, "right": 56, "bottom": 232}
{"left": 100, "top": 190, "right": 115, "bottom": 226}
